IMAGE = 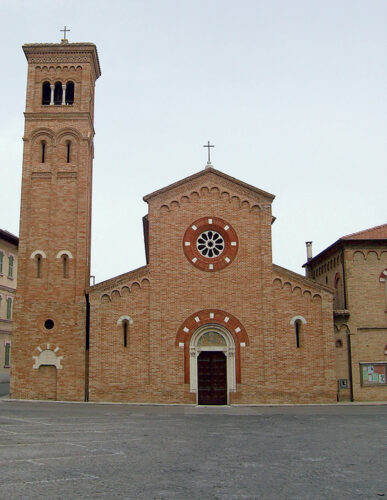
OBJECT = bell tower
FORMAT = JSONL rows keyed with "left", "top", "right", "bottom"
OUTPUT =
{"left": 11, "top": 38, "right": 101, "bottom": 400}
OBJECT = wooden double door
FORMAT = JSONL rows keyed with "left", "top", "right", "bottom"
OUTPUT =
{"left": 197, "top": 351, "right": 227, "bottom": 405}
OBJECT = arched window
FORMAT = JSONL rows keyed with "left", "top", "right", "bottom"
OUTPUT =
{"left": 117, "top": 315, "right": 133, "bottom": 347}
{"left": 41, "top": 141, "right": 46, "bottom": 163}
{"left": 62, "top": 255, "right": 68, "bottom": 278}
{"left": 295, "top": 320, "right": 302, "bottom": 348}
{"left": 36, "top": 255, "right": 42, "bottom": 278}
{"left": 334, "top": 273, "right": 344, "bottom": 309}
{"left": 290, "top": 316, "right": 307, "bottom": 348}
{"left": 66, "top": 141, "right": 71, "bottom": 163}
{"left": 8, "top": 255, "right": 14, "bottom": 278}
{"left": 42, "top": 81, "right": 51, "bottom": 105}
{"left": 6, "top": 298, "right": 12, "bottom": 320}
{"left": 123, "top": 320, "right": 128, "bottom": 347}
{"left": 66, "top": 81, "right": 74, "bottom": 105}
{"left": 53, "top": 82, "right": 63, "bottom": 105}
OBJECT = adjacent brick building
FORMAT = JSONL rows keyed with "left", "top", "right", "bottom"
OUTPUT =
{"left": 11, "top": 39, "right": 386, "bottom": 404}
{"left": 304, "top": 225, "right": 387, "bottom": 402}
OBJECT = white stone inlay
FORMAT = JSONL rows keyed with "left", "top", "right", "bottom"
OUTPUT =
{"left": 224, "top": 225, "right": 229, "bottom": 230}
{"left": 209, "top": 264, "right": 213, "bottom": 269}
{"left": 183, "top": 327, "right": 189, "bottom": 333}
{"left": 208, "top": 218, "right": 212, "bottom": 224}
{"left": 192, "top": 257, "right": 197, "bottom": 263}
{"left": 37, "top": 346, "right": 42, "bottom": 353}
{"left": 225, "top": 257, "right": 230, "bottom": 263}
{"left": 46, "top": 343, "right": 50, "bottom": 350}
{"left": 185, "top": 242, "right": 191, "bottom": 246}
{"left": 54, "top": 347, "right": 59, "bottom": 353}
{"left": 240, "top": 342, "right": 246, "bottom": 347}
{"left": 231, "top": 242, "right": 237, "bottom": 246}
{"left": 224, "top": 316, "right": 230, "bottom": 323}
{"left": 210, "top": 312, "right": 214, "bottom": 319}
{"left": 235, "top": 327, "right": 241, "bottom": 333}
{"left": 194, "top": 316, "right": 200, "bottom": 323}
{"left": 179, "top": 342, "right": 185, "bottom": 347}
{"left": 192, "top": 225, "right": 197, "bottom": 230}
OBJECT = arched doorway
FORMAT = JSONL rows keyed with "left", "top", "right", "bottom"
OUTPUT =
{"left": 190, "top": 324, "right": 236, "bottom": 405}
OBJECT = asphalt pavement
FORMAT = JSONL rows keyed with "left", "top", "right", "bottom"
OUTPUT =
{"left": 0, "top": 401, "right": 386, "bottom": 499}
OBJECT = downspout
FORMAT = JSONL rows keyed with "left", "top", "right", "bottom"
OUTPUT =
{"left": 85, "top": 292, "right": 90, "bottom": 402}
{"left": 347, "top": 331, "right": 354, "bottom": 402}
{"left": 342, "top": 247, "right": 354, "bottom": 401}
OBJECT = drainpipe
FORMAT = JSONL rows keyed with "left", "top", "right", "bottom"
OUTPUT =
{"left": 342, "top": 247, "right": 354, "bottom": 401}
{"left": 85, "top": 292, "right": 90, "bottom": 402}
{"left": 347, "top": 331, "right": 354, "bottom": 402}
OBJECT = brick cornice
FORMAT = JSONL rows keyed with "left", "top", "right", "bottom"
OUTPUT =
{"left": 23, "top": 42, "right": 101, "bottom": 79}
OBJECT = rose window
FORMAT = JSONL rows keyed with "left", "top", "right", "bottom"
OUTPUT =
{"left": 196, "top": 231, "right": 224, "bottom": 258}
{"left": 183, "top": 216, "right": 238, "bottom": 272}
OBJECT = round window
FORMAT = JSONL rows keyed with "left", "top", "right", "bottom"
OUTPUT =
{"left": 44, "top": 319, "right": 55, "bottom": 330}
{"left": 183, "top": 216, "right": 238, "bottom": 271}
{"left": 196, "top": 230, "right": 225, "bottom": 258}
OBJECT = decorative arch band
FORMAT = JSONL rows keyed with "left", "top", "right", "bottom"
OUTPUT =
{"left": 175, "top": 309, "right": 249, "bottom": 384}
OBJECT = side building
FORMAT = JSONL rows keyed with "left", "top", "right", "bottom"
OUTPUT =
{"left": 0, "top": 230, "right": 18, "bottom": 384}
{"left": 304, "top": 224, "right": 387, "bottom": 402}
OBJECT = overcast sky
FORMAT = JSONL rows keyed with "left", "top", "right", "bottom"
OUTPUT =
{"left": 1, "top": 0, "right": 386, "bottom": 283}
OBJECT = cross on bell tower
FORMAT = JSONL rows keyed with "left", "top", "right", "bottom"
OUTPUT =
{"left": 60, "top": 26, "right": 70, "bottom": 43}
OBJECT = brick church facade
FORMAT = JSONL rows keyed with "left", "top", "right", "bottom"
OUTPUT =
{"left": 11, "top": 40, "right": 387, "bottom": 404}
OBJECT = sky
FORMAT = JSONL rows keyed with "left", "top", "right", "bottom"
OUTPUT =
{"left": 1, "top": 0, "right": 386, "bottom": 284}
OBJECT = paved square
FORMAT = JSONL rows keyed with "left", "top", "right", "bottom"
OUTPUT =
{"left": 0, "top": 401, "right": 386, "bottom": 499}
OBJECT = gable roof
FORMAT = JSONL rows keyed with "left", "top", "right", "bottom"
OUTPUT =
{"left": 304, "top": 223, "right": 387, "bottom": 267}
{"left": 341, "top": 223, "right": 387, "bottom": 240}
{"left": 143, "top": 166, "right": 275, "bottom": 202}
{"left": 0, "top": 229, "right": 19, "bottom": 247}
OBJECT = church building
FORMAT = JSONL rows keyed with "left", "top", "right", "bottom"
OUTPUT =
{"left": 11, "top": 39, "right": 387, "bottom": 405}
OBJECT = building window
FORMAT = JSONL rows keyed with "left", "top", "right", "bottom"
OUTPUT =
{"left": 66, "top": 81, "right": 75, "bottom": 105}
{"left": 36, "top": 255, "right": 42, "bottom": 278}
{"left": 42, "top": 81, "right": 51, "bottom": 105}
{"left": 336, "top": 339, "right": 343, "bottom": 348}
{"left": 66, "top": 141, "right": 71, "bottom": 163}
{"left": 295, "top": 320, "right": 302, "bottom": 348}
{"left": 54, "top": 82, "right": 63, "bottom": 105}
{"left": 4, "top": 343, "right": 10, "bottom": 367}
{"left": 123, "top": 320, "right": 128, "bottom": 347}
{"left": 41, "top": 141, "right": 46, "bottom": 163}
{"left": 0, "top": 251, "right": 3, "bottom": 274}
{"left": 8, "top": 255, "right": 14, "bottom": 278}
{"left": 0, "top": 295, "right": 2, "bottom": 317}
{"left": 62, "top": 255, "right": 68, "bottom": 278}
{"left": 6, "top": 298, "right": 12, "bottom": 320}
{"left": 360, "top": 363, "right": 386, "bottom": 386}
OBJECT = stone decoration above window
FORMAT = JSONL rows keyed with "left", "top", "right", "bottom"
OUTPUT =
{"left": 198, "top": 331, "right": 227, "bottom": 346}
{"left": 183, "top": 216, "right": 238, "bottom": 272}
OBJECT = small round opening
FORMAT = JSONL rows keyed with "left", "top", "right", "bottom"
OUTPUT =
{"left": 44, "top": 319, "right": 54, "bottom": 330}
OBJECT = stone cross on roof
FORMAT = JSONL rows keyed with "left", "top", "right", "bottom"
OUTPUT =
{"left": 60, "top": 26, "right": 70, "bottom": 40}
{"left": 203, "top": 141, "right": 214, "bottom": 168}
